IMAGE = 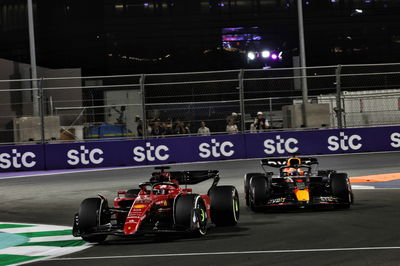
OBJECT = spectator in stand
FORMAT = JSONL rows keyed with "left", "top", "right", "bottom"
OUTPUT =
{"left": 161, "top": 122, "right": 171, "bottom": 135}
{"left": 253, "top": 111, "right": 269, "bottom": 132}
{"left": 135, "top": 115, "right": 143, "bottom": 137}
{"left": 226, "top": 120, "right": 239, "bottom": 134}
{"left": 249, "top": 123, "right": 256, "bottom": 133}
{"left": 198, "top": 121, "right": 211, "bottom": 136}
{"left": 147, "top": 119, "right": 154, "bottom": 135}
{"left": 172, "top": 119, "right": 188, "bottom": 135}
{"left": 184, "top": 122, "right": 191, "bottom": 134}
{"left": 226, "top": 112, "right": 238, "bottom": 125}
{"left": 151, "top": 119, "right": 165, "bottom": 136}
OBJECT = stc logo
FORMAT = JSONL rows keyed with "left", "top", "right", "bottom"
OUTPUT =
{"left": 264, "top": 135, "right": 299, "bottom": 155}
{"left": 67, "top": 146, "right": 104, "bottom": 165}
{"left": 327, "top": 132, "right": 362, "bottom": 151}
{"left": 391, "top": 132, "right": 400, "bottom": 148}
{"left": 133, "top": 143, "right": 169, "bottom": 162}
{"left": 199, "top": 139, "right": 235, "bottom": 158}
{"left": 0, "top": 149, "right": 36, "bottom": 169}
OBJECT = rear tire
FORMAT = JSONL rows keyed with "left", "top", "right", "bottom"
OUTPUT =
{"left": 78, "top": 198, "right": 109, "bottom": 243}
{"left": 249, "top": 176, "right": 269, "bottom": 211}
{"left": 331, "top": 173, "right": 352, "bottom": 208}
{"left": 208, "top": 186, "right": 240, "bottom": 226}
{"left": 244, "top": 173, "right": 263, "bottom": 206}
{"left": 174, "top": 194, "right": 207, "bottom": 236}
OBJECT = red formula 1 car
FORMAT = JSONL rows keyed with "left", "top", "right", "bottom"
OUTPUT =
{"left": 244, "top": 156, "right": 354, "bottom": 211}
{"left": 73, "top": 167, "right": 239, "bottom": 243}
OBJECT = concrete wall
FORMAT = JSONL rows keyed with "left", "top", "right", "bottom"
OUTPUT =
{"left": 282, "top": 103, "right": 331, "bottom": 129}
{"left": 0, "top": 58, "right": 81, "bottom": 143}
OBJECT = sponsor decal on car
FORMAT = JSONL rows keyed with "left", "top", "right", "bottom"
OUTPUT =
{"left": 268, "top": 197, "right": 286, "bottom": 204}
{"left": 319, "top": 196, "right": 339, "bottom": 202}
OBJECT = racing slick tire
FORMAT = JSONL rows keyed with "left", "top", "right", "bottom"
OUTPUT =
{"left": 78, "top": 198, "right": 110, "bottom": 243}
{"left": 249, "top": 175, "right": 270, "bottom": 211}
{"left": 330, "top": 173, "right": 353, "bottom": 208}
{"left": 174, "top": 194, "right": 207, "bottom": 236}
{"left": 244, "top": 173, "right": 263, "bottom": 206}
{"left": 208, "top": 186, "right": 240, "bottom": 226}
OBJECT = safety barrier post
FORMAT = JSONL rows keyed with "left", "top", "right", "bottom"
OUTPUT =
{"left": 238, "top": 69, "right": 245, "bottom": 133}
{"left": 39, "top": 77, "right": 45, "bottom": 144}
{"left": 335, "top": 65, "right": 343, "bottom": 129}
{"left": 140, "top": 74, "right": 147, "bottom": 139}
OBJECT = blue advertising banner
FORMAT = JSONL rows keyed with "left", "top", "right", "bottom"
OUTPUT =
{"left": 1, "top": 125, "right": 400, "bottom": 172}
{"left": 44, "top": 134, "right": 246, "bottom": 169}
{"left": 0, "top": 144, "right": 45, "bottom": 171}
{"left": 244, "top": 126, "right": 400, "bottom": 158}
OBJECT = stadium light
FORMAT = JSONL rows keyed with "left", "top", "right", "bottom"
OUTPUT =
{"left": 261, "top": 50, "right": 270, "bottom": 58}
{"left": 247, "top": 52, "right": 256, "bottom": 60}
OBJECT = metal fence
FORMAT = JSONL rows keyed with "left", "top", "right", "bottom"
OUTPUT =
{"left": 1, "top": 63, "right": 400, "bottom": 145}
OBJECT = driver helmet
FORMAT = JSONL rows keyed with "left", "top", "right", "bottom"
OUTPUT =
{"left": 283, "top": 167, "right": 305, "bottom": 176}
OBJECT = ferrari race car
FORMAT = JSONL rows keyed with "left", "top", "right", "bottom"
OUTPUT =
{"left": 244, "top": 156, "right": 354, "bottom": 210}
{"left": 73, "top": 167, "right": 240, "bottom": 243}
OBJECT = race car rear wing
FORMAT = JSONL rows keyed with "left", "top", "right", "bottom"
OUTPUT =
{"left": 169, "top": 170, "right": 220, "bottom": 186}
{"left": 261, "top": 157, "right": 318, "bottom": 168}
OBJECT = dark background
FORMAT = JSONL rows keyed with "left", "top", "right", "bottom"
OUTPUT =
{"left": 1, "top": 0, "right": 400, "bottom": 76}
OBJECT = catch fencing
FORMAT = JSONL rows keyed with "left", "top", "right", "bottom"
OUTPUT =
{"left": 0, "top": 63, "right": 400, "bottom": 145}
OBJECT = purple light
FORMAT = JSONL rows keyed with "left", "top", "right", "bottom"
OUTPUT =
{"left": 144, "top": 2, "right": 149, "bottom": 6}
{"left": 305, "top": 1, "right": 310, "bottom": 5}
{"left": 271, "top": 54, "right": 278, "bottom": 60}
{"left": 330, "top": 0, "right": 337, "bottom": 2}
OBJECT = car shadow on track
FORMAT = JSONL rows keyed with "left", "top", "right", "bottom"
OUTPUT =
{"left": 95, "top": 226, "right": 250, "bottom": 245}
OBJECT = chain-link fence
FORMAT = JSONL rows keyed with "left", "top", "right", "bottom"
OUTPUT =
{"left": 1, "top": 63, "right": 400, "bottom": 145}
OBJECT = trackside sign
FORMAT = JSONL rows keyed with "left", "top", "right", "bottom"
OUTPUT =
{"left": 0, "top": 126, "right": 399, "bottom": 172}
{"left": 0, "top": 145, "right": 45, "bottom": 171}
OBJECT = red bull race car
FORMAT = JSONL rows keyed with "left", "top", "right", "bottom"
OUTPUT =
{"left": 73, "top": 167, "right": 239, "bottom": 243}
{"left": 244, "top": 156, "right": 353, "bottom": 211}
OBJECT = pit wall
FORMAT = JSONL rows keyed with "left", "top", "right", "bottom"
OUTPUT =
{"left": 1, "top": 125, "right": 399, "bottom": 172}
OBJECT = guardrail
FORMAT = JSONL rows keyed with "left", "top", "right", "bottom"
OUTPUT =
{"left": 1, "top": 125, "right": 399, "bottom": 172}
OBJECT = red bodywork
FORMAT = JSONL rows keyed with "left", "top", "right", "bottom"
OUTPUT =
{"left": 113, "top": 183, "right": 211, "bottom": 235}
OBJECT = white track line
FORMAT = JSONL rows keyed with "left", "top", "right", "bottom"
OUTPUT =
{"left": 0, "top": 225, "right": 70, "bottom": 234}
{"left": 46, "top": 246, "right": 400, "bottom": 261}
{"left": 28, "top": 235, "right": 79, "bottom": 242}
{"left": 0, "top": 246, "right": 89, "bottom": 257}
{"left": 1, "top": 150, "right": 400, "bottom": 180}
{"left": 351, "top": 185, "right": 375, "bottom": 189}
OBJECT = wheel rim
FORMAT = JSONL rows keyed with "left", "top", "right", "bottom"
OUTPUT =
{"left": 196, "top": 200, "right": 207, "bottom": 235}
{"left": 200, "top": 208, "right": 206, "bottom": 222}
{"left": 232, "top": 196, "right": 239, "bottom": 222}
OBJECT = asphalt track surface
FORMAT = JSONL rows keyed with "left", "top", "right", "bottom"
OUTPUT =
{"left": 1, "top": 152, "right": 400, "bottom": 266}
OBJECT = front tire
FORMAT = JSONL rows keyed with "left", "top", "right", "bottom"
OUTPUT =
{"left": 77, "top": 198, "right": 109, "bottom": 243}
{"left": 208, "top": 186, "right": 240, "bottom": 226}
